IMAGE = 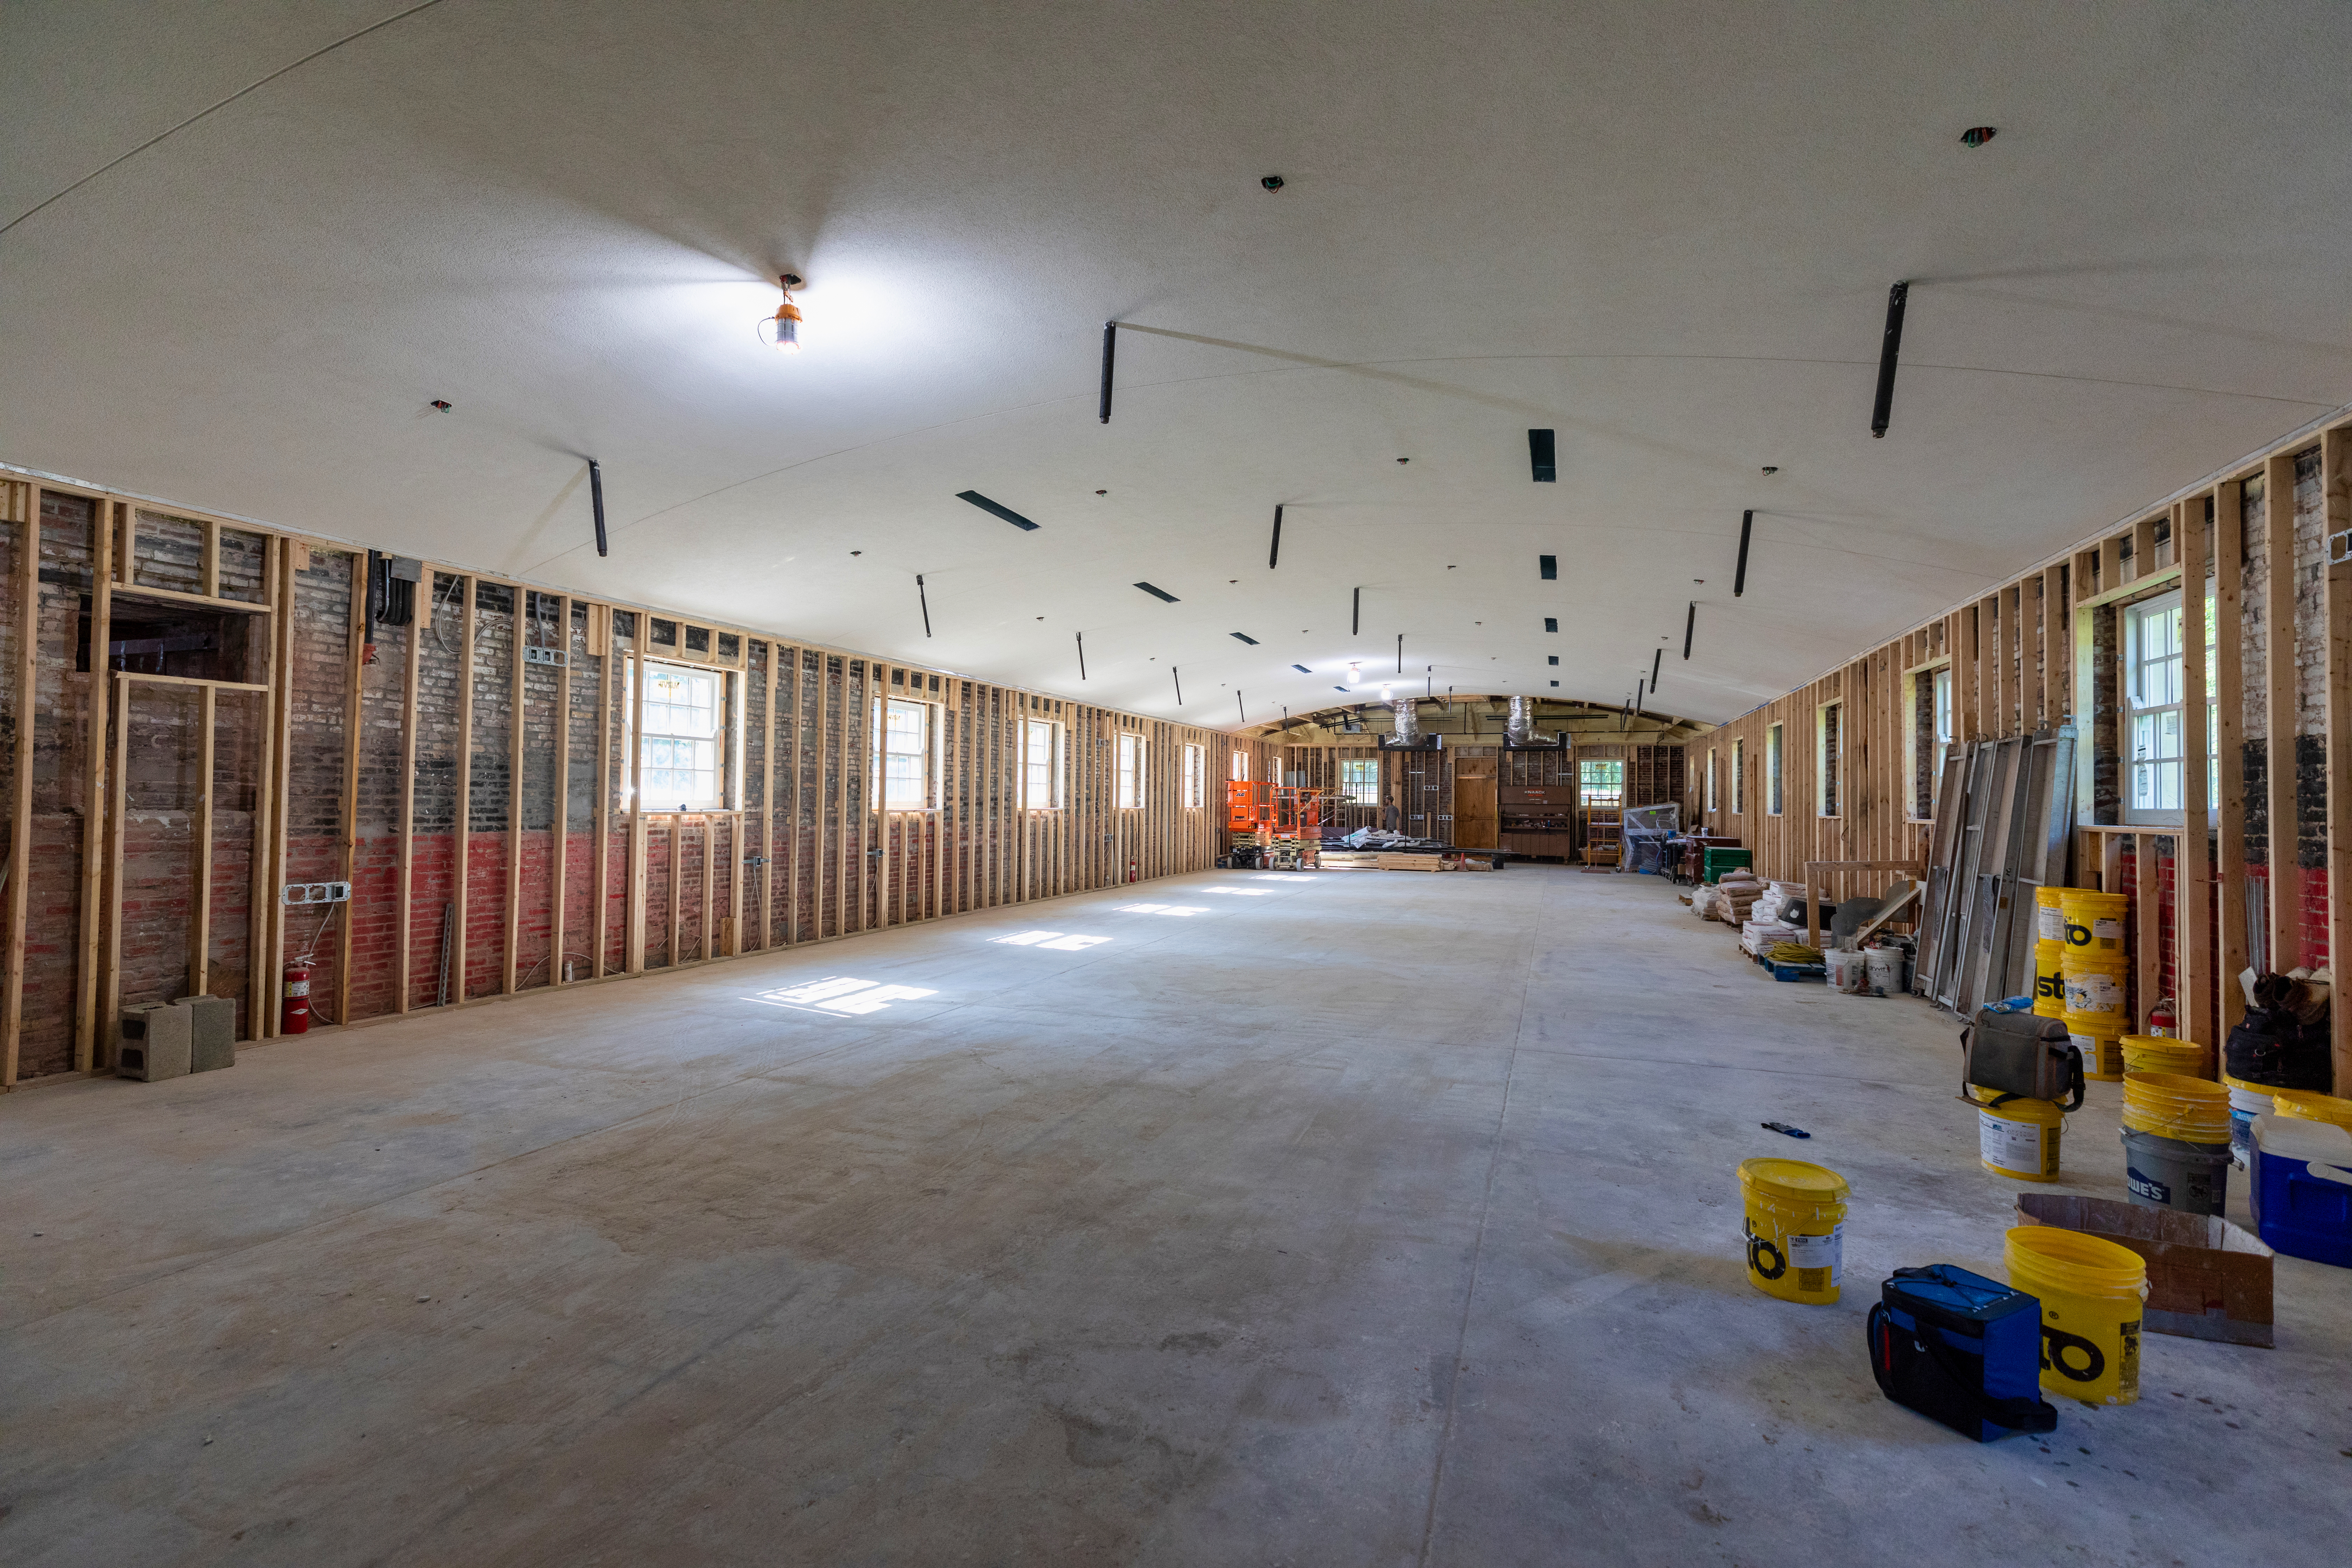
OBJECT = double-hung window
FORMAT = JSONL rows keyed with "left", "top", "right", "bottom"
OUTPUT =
{"left": 637, "top": 662, "right": 728, "bottom": 811}
{"left": 1182, "top": 744, "right": 1204, "bottom": 808}
{"left": 880, "top": 698, "right": 932, "bottom": 810}
{"left": 1022, "top": 718, "right": 1063, "bottom": 809}
{"left": 1116, "top": 732, "right": 1145, "bottom": 808}
{"left": 1231, "top": 751, "right": 1249, "bottom": 783}
{"left": 1339, "top": 758, "right": 1379, "bottom": 805}
{"left": 1817, "top": 702, "right": 1842, "bottom": 817}
{"left": 1766, "top": 723, "right": 1785, "bottom": 816}
{"left": 2123, "top": 593, "right": 2213, "bottom": 822}
{"left": 1731, "top": 739, "right": 1745, "bottom": 815}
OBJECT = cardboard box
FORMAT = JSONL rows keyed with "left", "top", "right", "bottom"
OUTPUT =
{"left": 2014, "top": 1194, "right": 2274, "bottom": 1348}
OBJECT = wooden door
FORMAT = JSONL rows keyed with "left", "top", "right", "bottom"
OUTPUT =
{"left": 1452, "top": 757, "right": 1498, "bottom": 848}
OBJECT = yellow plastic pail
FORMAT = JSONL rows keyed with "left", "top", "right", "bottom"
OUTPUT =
{"left": 2065, "top": 1019, "right": 2124, "bottom": 1082}
{"left": 2005, "top": 1226, "right": 2146, "bottom": 1405}
{"left": 1971, "top": 1086, "right": 2063, "bottom": 1182}
{"left": 2119, "top": 1035, "right": 2206, "bottom": 1080}
{"left": 2033, "top": 941, "right": 2066, "bottom": 1018}
{"left": 2059, "top": 889, "right": 2130, "bottom": 954}
{"left": 1739, "top": 1158, "right": 1848, "bottom": 1305}
{"left": 2033, "top": 886, "right": 2067, "bottom": 946}
{"left": 2121, "top": 1072, "right": 2230, "bottom": 1143}
{"left": 2059, "top": 953, "right": 2128, "bottom": 1023}
{"left": 2269, "top": 1088, "right": 2352, "bottom": 1129}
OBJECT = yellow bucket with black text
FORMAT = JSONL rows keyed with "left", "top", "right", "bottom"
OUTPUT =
{"left": 2033, "top": 941, "right": 2067, "bottom": 1018}
{"left": 2066, "top": 1019, "right": 2124, "bottom": 1082}
{"left": 1970, "top": 1086, "right": 2063, "bottom": 1182}
{"left": 1739, "top": 1158, "right": 1848, "bottom": 1306}
{"left": 2059, "top": 889, "right": 2130, "bottom": 955}
{"left": 2033, "top": 885, "right": 2068, "bottom": 946}
{"left": 2004, "top": 1225, "right": 2146, "bottom": 1406}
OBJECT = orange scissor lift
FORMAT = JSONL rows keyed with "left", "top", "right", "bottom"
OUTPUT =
{"left": 1227, "top": 780, "right": 1324, "bottom": 869}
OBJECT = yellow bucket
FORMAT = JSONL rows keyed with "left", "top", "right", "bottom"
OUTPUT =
{"left": 2269, "top": 1088, "right": 2352, "bottom": 1129}
{"left": 2033, "top": 941, "right": 2066, "bottom": 1018}
{"left": 1970, "top": 1086, "right": 2063, "bottom": 1182}
{"left": 2033, "top": 886, "right": 2068, "bottom": 947}
{"left": 1738, "top": 1158, "right": 1848, "bottom": 1305}
{"left": 2059, "top": 952, "right": 2128, "bottom": 1022}
{"left": 2004, "top": 1225, "right": 2147, "bottom": 1406}
{"left": 2119, "top": 1035, "right": 2206, "bottom": 1079}
{"left": 2059, "top": 889, "right": 2130, "bottom": 954}
{"left": 2065, "top": 1020, "right": 2124, "bottom": 1082}
{"left": 2121, "top": 1071, "right": 2230, "bottom": 1143}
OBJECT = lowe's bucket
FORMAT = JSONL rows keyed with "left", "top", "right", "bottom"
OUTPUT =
{"left": 1740, "top": 1158, "right": 1848, "bottom": 1305}
{"left": 2122, "top": 1128, "right": 2231, "bottom": 1215}
{"left": 2003, "top": 1225, "right": 2146, "bottom": 1407}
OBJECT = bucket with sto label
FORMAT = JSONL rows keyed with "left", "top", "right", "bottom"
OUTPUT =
{"left": 1739, "top": 1158, "right": 1848, "bottom": 1305}
{"left": 2059, "top": 889, "right": 2130, "bottom": 955}
{"left": 2033, "top": 941, "right": 2067, "bottom": 1018}
{"left": 2004, "top": 1225, "right": 2147, "bottom": 1406}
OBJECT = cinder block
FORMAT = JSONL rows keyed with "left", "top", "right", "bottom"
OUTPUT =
{"left": 176, "top": 994, "right": 237, "bottom": 1073}
{"left": 117, "top": 1004, "right": 192, "bottom": 1082}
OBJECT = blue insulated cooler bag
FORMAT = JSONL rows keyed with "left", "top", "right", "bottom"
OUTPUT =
{"left": 1867, "top": 1265, "right": 2057, "bottom": 1442}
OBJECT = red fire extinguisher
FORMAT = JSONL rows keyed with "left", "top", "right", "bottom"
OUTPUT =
{"left": 282, "top": 958, "right": 313, "bottom": 1034}
{"left": 2146, "top": 995, "right": 2177, "bottom": 1038}
{"left": 1128, "top": 857, "right": 1138, "bottom": 883}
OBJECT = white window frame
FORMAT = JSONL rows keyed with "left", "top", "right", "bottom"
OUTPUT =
{"left": 1766, "top": 722, "right": 1784, "bottom": 817}
{"left": 1705, "top": 748, "right": 1717, "bottom": 814}
{"left": 1116, "top": 732, "right": 1146, "bottom": 809}
{"left": 1231, "top": 750, "right": 1249, "bottom": 783}
{"left": 2122, "top": 591, "right": 2214, "bottom": 826}
{"left": 1339, "top": 758, "right": 1379, "bottom": 806}
{"left": 628, "top": 656, "right": 736, "bottom": 812}
{"left": 876, "top": 695, "right": 935, "bottom": 812}
{"left": 1182, "top": 743, "right": 1204, "bottom": 809}
{"left": 1731, "top": 738, "right": 1744, "bottom": 816}
{"left": 1022, "top": 717, "right": 1065, "bottom": 810}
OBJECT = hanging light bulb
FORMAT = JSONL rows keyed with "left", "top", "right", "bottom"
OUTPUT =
{"left": 756, "top": 273, "right": 804, "bottom": 352}
{"left": 1346, "top": 662, "right": 1360, "bottom": 687}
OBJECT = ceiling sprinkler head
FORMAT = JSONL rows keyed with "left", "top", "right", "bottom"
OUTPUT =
{"left": 1960, "top": 127, "right": 1996, "bottom": 148}
{"left": 1761, "top": 465, "right": 1779, "bottom": 475}
{"left": 1261, "top": 175, "right": 1285, "bottom": 191}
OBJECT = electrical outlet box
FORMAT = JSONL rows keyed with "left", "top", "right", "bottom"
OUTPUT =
{"left": 282, "top": 882, "right": 351, "bottom": 905}
{"left": 523, "top": 645, "right": 568, "bottom": 667}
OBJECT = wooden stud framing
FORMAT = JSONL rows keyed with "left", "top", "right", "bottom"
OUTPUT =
{"left": 2214, "top": 479, "right": 2248, "bottom": 1036}
{"left": 2324, "top": 427, "right": 2352, "bottom": 1089}
{"left": 2, "top": 485, "right": 36, "bottom": 1085}
{"left": 625, "top": 635, "right": 646, "bottom": 973}
{"left": 72, "top": 497, "right": 115, "bottom": 1068}
{"left": 2262, "top": 453, "right": 2300, "bottom": 971}
{"left": 395, "top": 562, "right": 425, "bottom": 1010}
{"left": 592, "top": 602, "right": 613, "bottom": 979}
{"left": 549, "top": 596, "right": 571, "bottom": 985}
{"left": 2178, "top": 493, "right": 2213, "bottom": 1051}
{"left": 453, "top": 575, "right": 477, "bottom": 1002}
{"left": 262, "top": 540, "right": 296, "bottom": 1036}
{"left": 504, "top": 589, "right": 525, "bottom": 994}
{"left": 191, "top": 684, "right": 217, "bottom": 998}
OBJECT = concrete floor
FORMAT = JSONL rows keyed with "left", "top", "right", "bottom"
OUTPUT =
{"left": 4, "top": 867, "right": 2347, "bottom": 1566}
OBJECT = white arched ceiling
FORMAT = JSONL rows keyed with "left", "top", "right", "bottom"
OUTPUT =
{"left": 5, "top": 1, "right": 2350, "bottom": 727}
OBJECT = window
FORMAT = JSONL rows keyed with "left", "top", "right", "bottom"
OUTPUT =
{"left": 1116, "top": 732, "right": 1146, "bottom": 808}
{"left": 879, "top": 698, "right": 932, "bottom": 810}
{"left": 1731, "top": 739, "right": 1745, "bottom": 815}
{"left": 1182, "top": 744, "right": 1204, "bottom": 808}
{"left": 1022, "top": 718, "right": 1063, "bottom": 809}
{"left": 1930, "top": 667, "right": 1953, "bottom": 815}
{"left": 1817, "top": 702, "right": 1842, "bottom": 817}
{"left": 1705, "top": 748, "right": 1717, "bottom": 813}
{"left": 1339, "top": 758, "right": 1379, "bottom": 805}
{"left": 2123, "top": 592, "right": 2216, "bottom": 822}
{"left": 1766, "top": 723, "right": 1785, "bottom": 816}
{"left": 1579, "top": 758, "right": 1624, "bottom": 807}
{"left": 636, "top": 661, "right": 728, "bottom": 810}
{"left": 1231, "top": 750, "right": 1249, "bottom": 782}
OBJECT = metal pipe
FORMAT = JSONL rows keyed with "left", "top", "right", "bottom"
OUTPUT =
{"left": 1735, "top": 512, "right": 1753, "bottom": 597}
{"left": 1506, "top": 695, "right": 1535, "bottom": 745}
{"left": 1684, "top": 600, "right": 1697, "bottom": 658}
{"left": 590, "top": 458, "right": 607, "bottom": 557}
{"left": 1098, "top": 321, "right": 1117, "bottom": 424}
{"left": 1651, "top": 647, "right": 1662, "bottom": 688}
{"left": 916, "top": 574, "right": 931, "bottom": 637}
{"left": 1076, "top": 630, "right": 1086, "bottom": 680}
{"left": 1871, "top": 281, "right": 1908, "bottom": 438}
{"left": 1268, "top": 505, "right": 1283, "bottom": 568}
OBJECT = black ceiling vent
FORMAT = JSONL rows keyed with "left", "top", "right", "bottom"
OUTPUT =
{"left": 1529, "top": 429, "right": 1556, "bottom": 482}
{"left": 1544, "top": 616, "right": 1558, "bottom": 633}
{"left": 1231, "top": 632, "right": 1259, "bottom": 644}
{"left": 1134, "top": 581, "right": 1179, "bottom": 602}
{"left": 1539, "top": 554, "right": 1557, "bottom": 580}
{"left": 1291, "top": 664, "right": 1311, "bottom": 673}
{"left": 955, "top": 490, "right": 1040, "bottom": 531}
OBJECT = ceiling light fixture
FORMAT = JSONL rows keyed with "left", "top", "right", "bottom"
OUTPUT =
{"left": 756, "top": 273, "right": 805, "bottom": 352}
{"left": 1347, "top": 662, "right": 1361, "bottom": 686}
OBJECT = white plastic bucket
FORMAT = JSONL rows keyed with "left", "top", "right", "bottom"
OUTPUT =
{"left": 1825, "top": 948, "right": 1869, "bottom": 994}
{"left": 1863, "top": 945, "right": 1909, "bottom": 997}
{"left": 2228, "top": 1083, "right": 2275, "bottom": 1171}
